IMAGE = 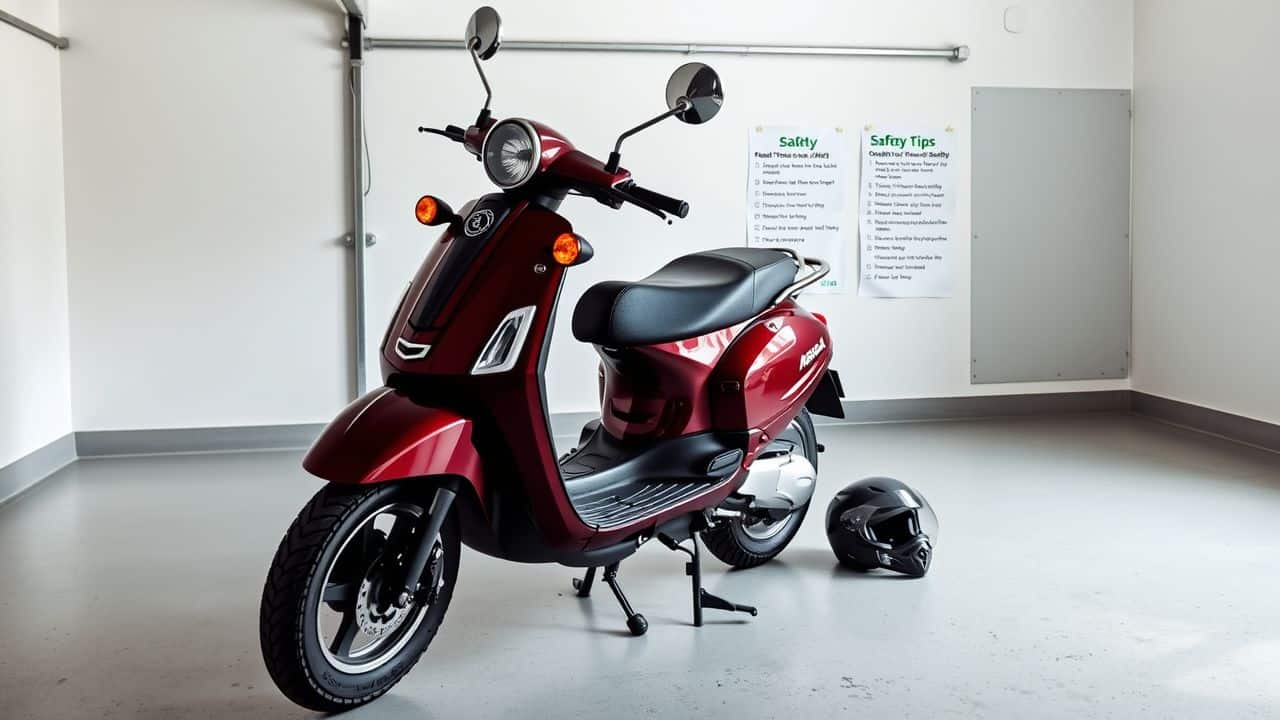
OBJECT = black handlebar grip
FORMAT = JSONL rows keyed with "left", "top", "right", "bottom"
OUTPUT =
{"left": 626, "top": 185, "right": 690, "bottom": 219}
{"left": 418, "top": 125, "right": 468, "bottom": 143}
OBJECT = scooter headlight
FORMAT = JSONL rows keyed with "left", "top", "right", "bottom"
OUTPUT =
{"left": 482, "top": 119, "right": 540, "bottom": 189}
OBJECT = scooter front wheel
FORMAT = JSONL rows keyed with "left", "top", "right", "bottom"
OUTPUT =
{"left": 259, "top": 482, "right": 459, "bottom": 712}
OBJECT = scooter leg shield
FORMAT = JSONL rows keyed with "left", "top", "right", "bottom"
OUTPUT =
{"left": 303, "top": 387, "right": 485, "bottom": 505}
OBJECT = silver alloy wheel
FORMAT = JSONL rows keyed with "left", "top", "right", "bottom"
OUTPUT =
{"left": 316, "top": 502, "right": 441, "bottom": 675}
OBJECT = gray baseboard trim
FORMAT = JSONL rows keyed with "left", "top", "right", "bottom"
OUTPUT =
{"left": 76, "top": 423, "right": 327, "bottom": 458}
{"left": 820, "top": 390, "right": 1133, "bottom": 425}
{"left": 550, "top": 390, "right": 1132, "bottom": 434}
{"left": 1132, "top": 392, "right": 1280, "bottom": 455}
{"left": 0, "top": 434, "right": 77, "bottom": 507}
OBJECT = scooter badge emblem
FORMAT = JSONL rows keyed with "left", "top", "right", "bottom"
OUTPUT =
{"left": 464, "top": 209, "right": 495, "bottom": 237}
{"left": 799, "top": 337, "right": 827, "bottom": 370}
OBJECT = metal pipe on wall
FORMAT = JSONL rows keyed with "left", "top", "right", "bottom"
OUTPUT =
{"left": 363, "top": 37, "right": 970, "bottom": 62}
{"left": 347, "top": 14, "right": 370, "bottom": 397}
{"left": 0, "top": 9, "right": 69, "bottom": 49}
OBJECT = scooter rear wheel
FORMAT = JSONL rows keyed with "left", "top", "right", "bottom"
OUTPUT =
{"left": 259, "top": 482, "right": 459, "bottom": 712}
{"left": 702, "top": 410, "right": 818, "bottom": 569}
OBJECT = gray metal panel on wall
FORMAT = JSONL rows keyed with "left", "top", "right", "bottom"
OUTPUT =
{"left": 971, "top": 87, "right": 1131, "bottom": 383}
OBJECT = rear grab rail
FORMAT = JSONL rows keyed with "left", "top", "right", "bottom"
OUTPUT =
{"left": 773, "top": 248, "right": 830, "bottom": 303}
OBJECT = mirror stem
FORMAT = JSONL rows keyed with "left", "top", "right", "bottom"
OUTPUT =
{"left": 605, "top": 99, "right": 689, "bottom": 173}
{"left": 470, "top": 45, "right": 493, "bottom": 126}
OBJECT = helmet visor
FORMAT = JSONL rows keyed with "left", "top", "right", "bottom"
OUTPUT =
{"left": 894, "top": 485, "right": 939, "bottom": 543}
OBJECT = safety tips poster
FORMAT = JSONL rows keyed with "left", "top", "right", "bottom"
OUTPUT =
{"left": 858, "top": 127, "right": 956, "bottom": 298}
{"left": 747, "top": 127, "right": 847, "bottom": 293}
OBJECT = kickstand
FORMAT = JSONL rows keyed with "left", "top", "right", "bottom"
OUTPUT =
{"left": 658, "top": 533, "right": 758, "bottom": 627}
{"left": 570, "top": 564, "right": 646, "bottom": 636}
{"left": 572, "top": 566, "right": 596, "bottom": 597}
{"left": 602, "top": 563, "right": 649, "bottom": 636}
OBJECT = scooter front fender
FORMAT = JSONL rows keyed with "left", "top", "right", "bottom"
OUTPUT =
{"left": 303, "top": 387, "right": 484, "bottom": 505}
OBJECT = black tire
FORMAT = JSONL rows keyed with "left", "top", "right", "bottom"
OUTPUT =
{"left": 702, "top": 409, "right": 819, "bottom": 569}
{"left": 259, "top": 482, "right": 459, "bottom": 712}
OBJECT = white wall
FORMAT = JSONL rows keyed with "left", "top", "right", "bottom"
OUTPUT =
{"left": 0, "top": 0, "right": 73, "bottom": 466}
{"left": 56, "top": 0, "right": 1135, "bottom": 432}
{"left": 365, "top": 0, "right": 1134, "bottom": 414}
{"left": 1132, "top": 1, "right": 1280, "bottom": 425}
{"left": 60, "top": 0, "right": 351, "bottom": 431}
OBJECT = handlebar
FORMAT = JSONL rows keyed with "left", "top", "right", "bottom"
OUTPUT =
{"left": 420, "top": 123, "right": 690, "bottom": 222}
{"left": 612, "top": 181, "right": 690, "bottom": 220}
{"left": 619, "top": 182, "right": 689, "bottom": 219}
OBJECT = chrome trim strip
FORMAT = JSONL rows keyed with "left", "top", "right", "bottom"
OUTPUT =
{"left": 395, "top": 337, "right": 432, "bottom": 360}
{"left": 471, "top": 305, "right": 537, "bottom": 375}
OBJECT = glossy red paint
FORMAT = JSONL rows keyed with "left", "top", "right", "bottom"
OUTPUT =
{"left": 598, "top": 323, "right": 745, "bottom": 440}
{"left": 709, "top": 300, "right": 832, "bottom": 461}
{"left": 377, "top": 201, "right": 593, "bottom": 551}
{"left": 592, "top": 301, "right": 829, "bottom": 460}
{"left": 304, "top": 388, "right": 484, "bottom": 499}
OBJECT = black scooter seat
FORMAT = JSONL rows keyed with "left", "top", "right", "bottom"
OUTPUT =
{"left": 571, "top": 247, "right": 797, "bottom": 347}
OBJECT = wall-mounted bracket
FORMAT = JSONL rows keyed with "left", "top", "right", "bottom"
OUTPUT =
{"left": 343, "top": 233, "right": 377, "bottom": 248}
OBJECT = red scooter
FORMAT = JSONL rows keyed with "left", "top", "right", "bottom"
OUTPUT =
{"left": 260, "top": 7, "right": 844, "bottom": 711}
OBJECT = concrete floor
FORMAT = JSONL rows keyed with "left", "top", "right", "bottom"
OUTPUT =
{"left": 2, "top": 414, "right": 1279, "bottom": 719}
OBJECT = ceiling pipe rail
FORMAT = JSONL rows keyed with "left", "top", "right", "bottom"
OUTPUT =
{"left": 361, "top": 37, "right": 969, "bottom": 62}
{"left": 0, "top": 9, "right": 68, "bottom": 49}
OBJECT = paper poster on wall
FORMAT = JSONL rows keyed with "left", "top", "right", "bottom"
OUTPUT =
{"left": 746, "top": 126, "right": 847, "bottom": 293}
{"left": 858, "top": 127, "right": 956, "bottom": 298}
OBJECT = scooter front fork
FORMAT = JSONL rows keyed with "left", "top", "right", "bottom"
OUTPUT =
{"left": 394, "top": 479, "right": 460, "bottom": 607}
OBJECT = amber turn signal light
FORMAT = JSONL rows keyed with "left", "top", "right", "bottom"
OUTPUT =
{"left": 552, "top": 233, "right": 581, "bottom": 265}
{"left": 550, "top": 232, "right": 594, "bottom": 266}
{"left": 415, "top": 195, "right": 456, "bottom": 226}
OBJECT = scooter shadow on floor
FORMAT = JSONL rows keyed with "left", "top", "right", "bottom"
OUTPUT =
{"left": 769, "top": 547, "right": 921, "bottom": 581}
{"left": 515, "top": 575, "right": 755, "bottom": 637}
{"left": 124, "top": 691, "right": 436, "bottom": 720}
{"left": 341, "top": 692, "right": 438, "bottom": 720}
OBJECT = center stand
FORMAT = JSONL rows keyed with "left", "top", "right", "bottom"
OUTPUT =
{"left": 570, "top": 525, "right": 757, "bottom": 636}
{"left": 657, "top": 532, "right": 757, "bottom": 626}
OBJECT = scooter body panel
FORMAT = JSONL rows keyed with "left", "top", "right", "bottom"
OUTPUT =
{"left": 709, "top": 300, "right": 832, "bottom": 460}
{"left": 597, "top": 324, "right": 745, "bottom": 440}
{"left": 377, "top": 197, "right": 596, "bottom": 552}
{"left": 595, "top": 301, "right": 830, "bottom": 455}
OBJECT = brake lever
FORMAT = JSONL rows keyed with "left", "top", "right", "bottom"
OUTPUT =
{"left": 417, "top": 125, "right": 467, "bottom": 143}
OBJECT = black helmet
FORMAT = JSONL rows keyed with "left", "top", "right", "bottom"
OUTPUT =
{"left": 825, "top": 477, "right": 938, "bottom": 577}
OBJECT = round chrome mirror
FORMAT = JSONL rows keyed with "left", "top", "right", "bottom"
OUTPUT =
{"left": 465, "top": 6, "right": 502, "bottom": 60}
{"left": 665, "top": 62, "right": 724, "bottom": 124}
